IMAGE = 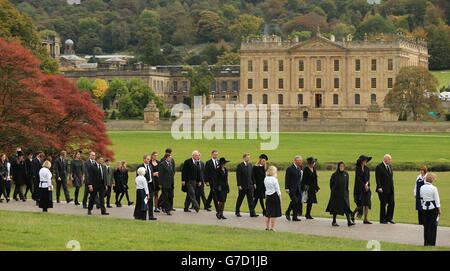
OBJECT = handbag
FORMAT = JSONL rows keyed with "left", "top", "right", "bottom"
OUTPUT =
{"left": 301, "top": 186, "right": 309, "bottom": 203}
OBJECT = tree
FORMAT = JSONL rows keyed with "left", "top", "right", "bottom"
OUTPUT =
{"left": 77, "top": 77, "right": 94, "bottom": 93}
{"left": 229, "top": 14, "right": 263, "bottom": 46}
{"left": 385, "top": 66, "right": 441, "bottom": 121}
{"left": 355, "top": 14, "right": 396, "bottom": 39}
{"left": 0, "top": 38, "right": 112, "bottom": 158}
{"left": 196, "top": 11, "right": 223, "bottom": 42}
{"left": 282, "top": 12, "right": 328, "bottom": 35}
{"left": 136, "top": 9, "right": 163, "bottom": 65}
{"left": 427, "top": 24, "right": 450, "bottom": 70}
{"left": 217, "top": 51, "right": 240, "bottom": 65}
{"left": 92, "top": 79, "right": 109, "bottom": 101}
{"left": 331, "top": 23, "right": 355, "bottom": 40}
{"left": 184, "top": 62, "right": 214, "bottom": 104}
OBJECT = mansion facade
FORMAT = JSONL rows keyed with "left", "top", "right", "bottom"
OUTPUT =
{"left": 61, "top": 33, "right": 429, "bottom": 121}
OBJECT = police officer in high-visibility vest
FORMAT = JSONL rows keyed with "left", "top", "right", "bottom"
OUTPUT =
{"left": 420, "top": 173, "right": 441, "bottom": 246}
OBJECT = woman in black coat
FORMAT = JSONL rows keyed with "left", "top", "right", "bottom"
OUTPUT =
{"left": 302, "top": 157, "right": 320, "bottom": 219}
{"left": 11, "top": 152, "right": 27, "bottom": 201}
{"left": 114, "top": 161, "right": 133, "bottom": 207}
{"left": 326, "top": 162, "right": 355, "bottom": 227}
{"left": 353, "top": 155, "right": 372, "bottom": 224}
{"left": 252, "top": 154, "right": 268, "bottom": 216}
{"left": 214, "top": 158, "right": 230, "bottom": 220}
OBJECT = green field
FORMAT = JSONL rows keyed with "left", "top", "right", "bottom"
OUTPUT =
{"left": 0, "top": 210, "right": 445, "bottom": 251}
{"left": 432, "top": 70, "right": 450, "bottom": 88}
{"left": 108, "top": 131, "right": 450, "bottom": 166}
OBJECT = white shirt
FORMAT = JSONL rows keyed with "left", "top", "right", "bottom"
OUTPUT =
{"left": 39, "top": 167, "right": 53, "bottom": 189}
{"left": 6, "top": 162, "right": 11, "bottom": 180}
{"left": 264, "top": 176, "right": 281, "bottom": 196}
{"left": 420, "top": 182, "right": 440, "bottom": 210}
{"left": 135, "top": 175, "right": 149, "bottom": 195}
{"left": 413, "top": 173, "right": 427, "bottom": 197}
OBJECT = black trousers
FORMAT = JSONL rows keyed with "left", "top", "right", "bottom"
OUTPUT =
{"left": 88, "top": 187, "right": 106, "bottom": 213}
{"left": 235, "top": 188, "right": 256, "bottom": 215}
{"left": 74, "top": 186, "right": 81, "bottom": 203}
{"left": 423, "top": 209, "right": 438, "bottom": 246}
{"left": 195, "top": 185, "right": 208, "bottom": 209}
{"left": 56, "top": 177, "right": 71, "bottom": 201}
{"left": 0, "top": 179, "right": 4, "bottom": 200}
{"left": 105, "top": 185, "right": 112, "bottom": 206}
{"left": 184, "top": 181, "right": 199, "bottom": 210}
{"left": 146, "top": 183, "right": 155, "bottom": 219}
{"left": 418, "top": 210, "right": 424, "bottom": 225}
{"left": 161, "top": 188, "right": 174, "bottom": 212}
{"left": 286, "top": 191, "right": 301, "bottom": 218}
{"left": 24, "top": 179, "right": 33, "bottom": 198}
{"left": 13, "top": 183, "right": 24, "bottom": 200}
{"left": 32, "top": 178, "right": 40, "bottom": 201}
{"left": 378, "top": 192, "right": 395, "bottom": 222}
{"left": 82, "top": 183, "right": 89, "bottom": 206}
{"left": 205, "top": 186, "right": 219, "bottom": 211}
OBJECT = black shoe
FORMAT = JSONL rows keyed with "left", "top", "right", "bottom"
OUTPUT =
{"left": 380, "top": 221, "right": 388, "bottom": 224}
{"left": 205, "top": 208, "right": 212, "bottom": 212}
{"left": 332, "top": 222, "right": 339, "bottom": 227}
{"left": 6, "top": 198, "right": 10, "bottom": 203}
{"left": 116, "top": 203, "right": 122, "bottom": 207}
{"left": 235, "top": 212, "right": 242, "bottom": 217}
{"left": 184, "top": 208, "right": 191, "bottom": 212}
{"left": 194, "top": 207, "right": 200, "bottom": 213}
{"left": 348, "top": 221, "right": 355, "bottom": 227}
{"left": 285, "top": 212, "right": 291, "bottom": 221}
{"left": 101, "top": 212, "right": 109, "bottom": 215}
{"left": 388, "top": 220, "right": 396, "bottom": 224}
{"left": 351, "top": 212, "right": 355, "bottom": 223}
{"left": 148, "top": 217, "right": 157, "bottom": 221}
{"left": 75, "top": 202, "right": 80, "bottom": 206}
{"left": 250, "top": 214, "right": 259, "bottom": 218}
{"left": 216, "top": 212, "right": 221, "bottom": 219}
{"left": 87, "top": 210, "right": 92, "bottom": 215}
{"left": 22, "top": 198, "right": 26, "bottom": 202}
{"left": 363, "top": 220, "right": 372, "bottom": 224}
{"left": 306, "top": 215, "right": 314, "bottom": 220}
{"left": 56, "top": 199, "right": 60, "bottom": 203}
{"left": 166, "top": 211, "right": 172, "bottom": 216}
{"left": 67, "top": 199, "right": 73, "bottom": 204}
{"left": 128, "top": 202, "right": 134, "bottom": 206}
{"left": 14, "top": 198, "right": 18, "bottom": 201}
{"left": 220, "top": 214, "right": 227, "bottom": 219}
{"left": 293, "top": 217, "right": 301, "bottom": 221}
{"left": 171, "top": 208, "right": 176, "bottom": 211}
{"left": 154, "top": 208, "right": 161, "bottom": 213}
{"left": 96, "top": 205, "right": 100, "bottom": 209}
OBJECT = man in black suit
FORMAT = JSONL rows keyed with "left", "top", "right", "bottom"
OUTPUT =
{"left": 375, "top": 154, "right": 395, "bottom": 224}
{"left": 87, "top": 155, "right": 108, "bottom": 215}
{"left": 137, "top": 155, "right": 157, "bottom": 220}
{"left": 204, "top": 150, "right": 219, "bottom": 213}
{"left": 160, "top": 148, "right": 176, "bottom": 212}
{"left": 285, "top": 155, "right": 303, "bottom": 221}
{"left": 83, "top": 151, "right": 96, "bottom": 208}
{"left": 194, "top": 153, "right": 208, "bottom": 211}
{"left": 54, "top": 151, "right": 72, "bottom": 203}
{"left": 159, "top": 153, "right": 175, "bottom": 215}
{"left": 181, "top": 150, "right": 201, "bottom": 212}
{"left": 235, "top": 153, "right": 258, "bottom": 217}
{"left": 31, "top": 152, "right": 45, "bottom": 204}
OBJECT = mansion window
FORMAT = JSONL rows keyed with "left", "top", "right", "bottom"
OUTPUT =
{"left": 371, "top": 94, "right": 377, "bottom": 105}
{"left": 182, "top": 81, "right": 188, "bottom": 92}
{"left": 278, "top": 94, "right": 283, "bottom": 105}
{"left": 247, "top": 94, "right": 253, "bottom": 104}
{"left": 355, "top": 94, "right": 360, "bottom": 105}
{"left": 262, "top": 94, "right": 268, "bottom": 105}
{"left": 334, "top": 59, "right": 339, "bottom": 71}
{"left": 334, "top": 78, "right": 339, "bottom": 89}
{"left": 278, "top": 60, "right": 284, "bottom": 71}
{"left": 299, "top": 60, "right": 305, "bottom": 72}
{"left": 355, "top": 59, "right": 361, "bottom": 71}
{"left": 355, "top": 77, "right": 361, "bottom": 89}
{"left": 316, "top": 78, "right": 322, "bottom": 89}
{"left": 298, "top": 78, "right": 304, "bottom": 89}
{"left": 316, "top": 59, "right": 322, "bottom": 71}
{"left": 387, "top": 78, "right": 393, "bottom": 89}
{"left": 333, "top": 94, "right": 339, "bottom": 105}
{"left": 371, "top": 59, "right": 377, "bottom": 71}
{"left": 173, "top": 95, "right": 177, "bottom": 102}
{"left": 173, "top": 81, "right": 178, "bottom": 92}
{"left": 248, "top": 79, "right": 253, "bottom": 89}
{"left": 263, "top": 60, "right": 268, "bottom": 72}
{"left": 248, "top": 60, "right": 253, "bottom": 72}
{"left": 371, "top": 78, "right": 377, "bottom": 89}
{"left": 232, "top": 81, "right": 239, "bottom": 92}
{"left": 263, "top": 78, "right": 269, "bottom": 89}
{"left": 278, "top": 78, "right": 284, "bottom": 89}
{"left": 210, "top": 81, "right": 216, "bottom": 92}
{"left": 298, "top": 94, "right": 303, "bottom": 105}
{"left": 221, "top": 81, "right": 227, "bottom": 92}
{"left": 388, "top": 59, "right": 393, "bottom": 71}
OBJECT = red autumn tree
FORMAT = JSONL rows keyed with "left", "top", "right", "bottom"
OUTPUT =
{"left": 0, "top": 37, "right": 113, "bottom": 159}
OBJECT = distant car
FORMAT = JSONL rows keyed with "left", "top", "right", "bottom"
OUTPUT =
{"left": 439, "top": 91, "right": 450, "bottom": 101}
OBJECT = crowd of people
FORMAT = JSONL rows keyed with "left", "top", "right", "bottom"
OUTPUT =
{"left": 0, "top": 147, "right": 442, "bottom": 246}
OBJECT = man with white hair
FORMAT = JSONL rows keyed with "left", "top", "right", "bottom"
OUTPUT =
{"left": 375, "top": 154, "right": 395, "bottom": 224}
{"left": 181, "top": 150, "right": 201, "bottom": 212}
{"left": 285, "top": 155, "right": 303, "bottom": 221}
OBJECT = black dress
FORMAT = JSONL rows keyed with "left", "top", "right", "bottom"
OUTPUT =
{"left": 38, "top": 188, "right": 53, "bottom": 209}
{"left": 326, "top": 171, "right": 351, "bottom": 215}
{"left": 151, "top": 161, "right": 160, "bottom": 192}
{"left": 134, "top": 189, "right": 147, "bottom": 220}
{"left": 354, "top": 165, "right": 371, "bottom": 208}
{"left": 214, "top": 167, "right": 229, "bottom": 202}
{"left": 265, "top": 193, "right": 282, "bottom": 218}
{"left": 302, "top": 167, "right": 319, "bottom": 204}
{"left": 113, "top": 169, "right": 128, "bottom": 194}
{"left": 11, "top": 160, "right": 27, "bottom": 186}
{"left": 71, "top": 160, "right": 83, "bottom": 188}
{"left": 252, "top": 165, "right": 266, "bottom": 199}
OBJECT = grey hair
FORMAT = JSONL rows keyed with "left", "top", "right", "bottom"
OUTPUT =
{"left": 294, "top": 155, "right": 302, "bottom": 161}
{"left": 192, "top": 150, "right": 200, "bottom": 156}
{"left": 137, "top": 167, "right": 146, "bottom": 176}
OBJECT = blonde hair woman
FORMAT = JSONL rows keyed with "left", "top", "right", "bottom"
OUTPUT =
{"left": 39, "top": 160, "right": 53, "bottom": 212}
{"left": 264, "top": 166, "right": 282, "bottom": 231}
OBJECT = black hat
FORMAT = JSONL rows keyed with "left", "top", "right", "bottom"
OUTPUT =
{"left": 306, "top": 157, "right": 317, "bottom": 165}
{"left": 17, "top": 151, "right": 24, "bottom": 157}
{"left": 259, "top": 154, "right": 269, "bottom": 161}
{"left": 357, "top": 155, "right": 372, "bottom": 165}
{"left": 218, "top": 157, "right": 229, "bottom": 165}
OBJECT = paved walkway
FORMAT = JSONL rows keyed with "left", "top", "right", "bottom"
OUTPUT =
{"left": 1, "top": 200, "right": 449, "bottom": 248}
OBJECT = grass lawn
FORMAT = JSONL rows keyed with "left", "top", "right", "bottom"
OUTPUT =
{"left": 107, "top": 131, "right": 450, "bottom": 165}
{"left": 0, "top": 210, "right": 445, "bottom": 251}
{"left": 432, "top": 70, "right": 450, "bottom": 88}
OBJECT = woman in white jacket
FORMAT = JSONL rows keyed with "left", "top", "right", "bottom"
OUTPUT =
{"left": 39, "top": 160, "right": 53, "bottom": 212}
